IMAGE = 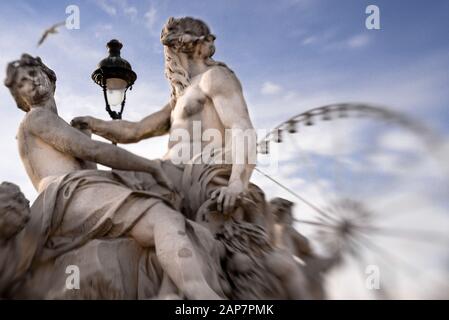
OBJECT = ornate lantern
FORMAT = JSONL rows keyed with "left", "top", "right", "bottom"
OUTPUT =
{"left": 91, "top": 39, "right": 137, "bottom": 120}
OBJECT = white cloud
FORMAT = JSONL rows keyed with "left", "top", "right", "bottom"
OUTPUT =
{"left": 95, "top": 0, "right": 140, "bottom": 21}
{"left": 299, "top": 29, "right": 337, "bottom": 48}
{"left": 95, "top": 0, "right": 117, "bottom": 16}
{"left": 94, "top": 24, "right": 113, "bottom": 38}
{"left": 261, "top": 81, "right": 282, "bottom": 95}
{"left": 378, "top": 130, "right": 422, "bottom": 152}
{"left": 124, "top": 6, "right": 138, "bottom": 20}
{"left": 346, "top": 34, "right": 370, "bottom": 48}
{"left": 144, "top": 6, "right": 158, "bottom": 33}
{"left": 301, "top": 36, "right": 316, "bottom": 45}
{"left": 299, "top": 31, "right": 370, "bottom": 50}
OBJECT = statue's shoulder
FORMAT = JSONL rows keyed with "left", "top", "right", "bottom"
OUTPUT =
{"left": 20, "top": 108, "right": 54, "bottom": 134}
{"left": 204, "top": 64, "right": 235, "bottom": 79}
{"left": 201, "top": 64, "right": 241, "bottom": 94}
{"left": 25, "top": 107, "right": 54, "bottom": 121}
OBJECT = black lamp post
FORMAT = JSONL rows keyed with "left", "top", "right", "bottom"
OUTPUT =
{"left": 91, "top": 39, "right": 137, "bottom": 120}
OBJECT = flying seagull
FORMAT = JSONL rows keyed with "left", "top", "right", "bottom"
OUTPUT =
{"left": 37, "top": 21, "right": 66, "bottom": 47}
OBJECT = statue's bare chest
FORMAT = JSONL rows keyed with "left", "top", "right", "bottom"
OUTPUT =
{"left": 171, "top": 86, "right": 207, "bottom": 120}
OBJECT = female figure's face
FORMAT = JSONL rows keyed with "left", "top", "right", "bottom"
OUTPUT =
{"left": 13, "top": 66, "right": 53, "bottom": 110}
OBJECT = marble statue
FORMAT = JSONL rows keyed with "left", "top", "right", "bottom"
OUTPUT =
{"left": 2, "top": 54, "right": 224, "bottom": 299}
{"left": 270, "top": 198, "right": 314, "bottom": 259}
{"left": 0, "top": 182, "right": 30, "bottom": 295}
{"left": 1, "top": 17, "right": 333, "bottom": 300}
{"left": 72, "top": 17, "right": 254, "bottom": 215}
{"left": 71, "top": 17, "right": 310, "bottom": 299}
{"left": 270, "top": 197, "right": 341, "bottom": 299}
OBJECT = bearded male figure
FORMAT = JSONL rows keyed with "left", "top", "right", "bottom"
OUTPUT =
{"left": 72, "top": 17, "right": 309, "bottom": 299}
{"left": 73, "top": 17, "right": 254, "bottom": 215}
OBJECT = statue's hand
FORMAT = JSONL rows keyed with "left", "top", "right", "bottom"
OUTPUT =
{"left": 148, "top": 160, "right": 175, "bottom": 191}
{"left": 71, "top": 116, "right": 94, "bottom": 130}
{"left": 210, "top": 181, "right": 245, "bottom": 214}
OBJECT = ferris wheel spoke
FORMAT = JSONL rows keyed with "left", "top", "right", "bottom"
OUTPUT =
{"left": 329, "top": 117, "right": 355, "bottom": 199}
{"left": 351, "top": 233, "right": 420, "bottom": 276}
{"left": 254, "top": 167, "right": 338, "bottom": 222}
{"left": 342, "top": 234, "right": 365, "bottom": 260}
{"left": 355, "top": 225, "right": 449, "bottom": 244}
{"left": 293, "top": 218, "right": 337, "bottom": 229}
{"left": 316, "top": 211, "right": 341, "bottom": 224}
{"left": 346, "top": 236, "right": 395, "bottom": 299}
{"left": 353, "top": 233, "right": 449, "bottom": 292}
{"left": 278, "top": 133, "right": 343, "bottom": 223}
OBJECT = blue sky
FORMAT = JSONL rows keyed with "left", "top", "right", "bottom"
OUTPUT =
{"left": 1, "top": 0, "right": 447, "bottom": 198}
{"left": 1, "top": 0, "right": 448, "bottom": 126}
{"left": 0, "top": 0, "right": 448, "bottom": 298}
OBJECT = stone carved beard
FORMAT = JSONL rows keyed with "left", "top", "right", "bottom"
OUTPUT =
{"left": 163, "top": 42, "right": 231, "bottom": 107}
{"left": 163, "top": 45, "right": 191, "bottom": 104}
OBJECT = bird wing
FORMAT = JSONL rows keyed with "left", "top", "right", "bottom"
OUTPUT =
{"left": 52, "top": 21, "right": 66, "bottom": 29}
{"left": 37, "top": 21, "right": 65, "bottom": 46}
{"left": 37, "top": 31, "right": 49, "bottom": 46}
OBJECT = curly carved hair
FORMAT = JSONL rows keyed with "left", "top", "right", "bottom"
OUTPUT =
{"left": 160, "top": 17, "right": 230, "bottom": 106}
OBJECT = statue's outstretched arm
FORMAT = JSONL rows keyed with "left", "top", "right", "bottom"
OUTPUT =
{"left": 200, "top": 66, "right": 256, "bottom": 214}
{"left": 27, "top": 108, "right": 173, "bottom": 189}
{"left": 71, "top": 102, "right": 172, "bottom": 144}
{"left": 291, "top": 228, "right": 313, "bottom": 257}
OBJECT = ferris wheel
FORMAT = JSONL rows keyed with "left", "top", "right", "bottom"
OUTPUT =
{"left": 254, "top": 103, "right": 449, "bottom": 299}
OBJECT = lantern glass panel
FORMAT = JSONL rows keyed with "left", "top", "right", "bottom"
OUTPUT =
{"left": 106, "top": 78, "right": 127, "bottom": 107}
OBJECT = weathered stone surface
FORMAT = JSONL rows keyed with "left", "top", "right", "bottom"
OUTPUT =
{"left": 0, "top": 18, "right": 338, "bottom": 300}
{"left": 15, "top": 238, "right": 157, "bottom": 299}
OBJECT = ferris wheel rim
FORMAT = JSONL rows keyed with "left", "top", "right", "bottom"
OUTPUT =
{"left": 256, "top": 102, "right": 440, "bottom": 152}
